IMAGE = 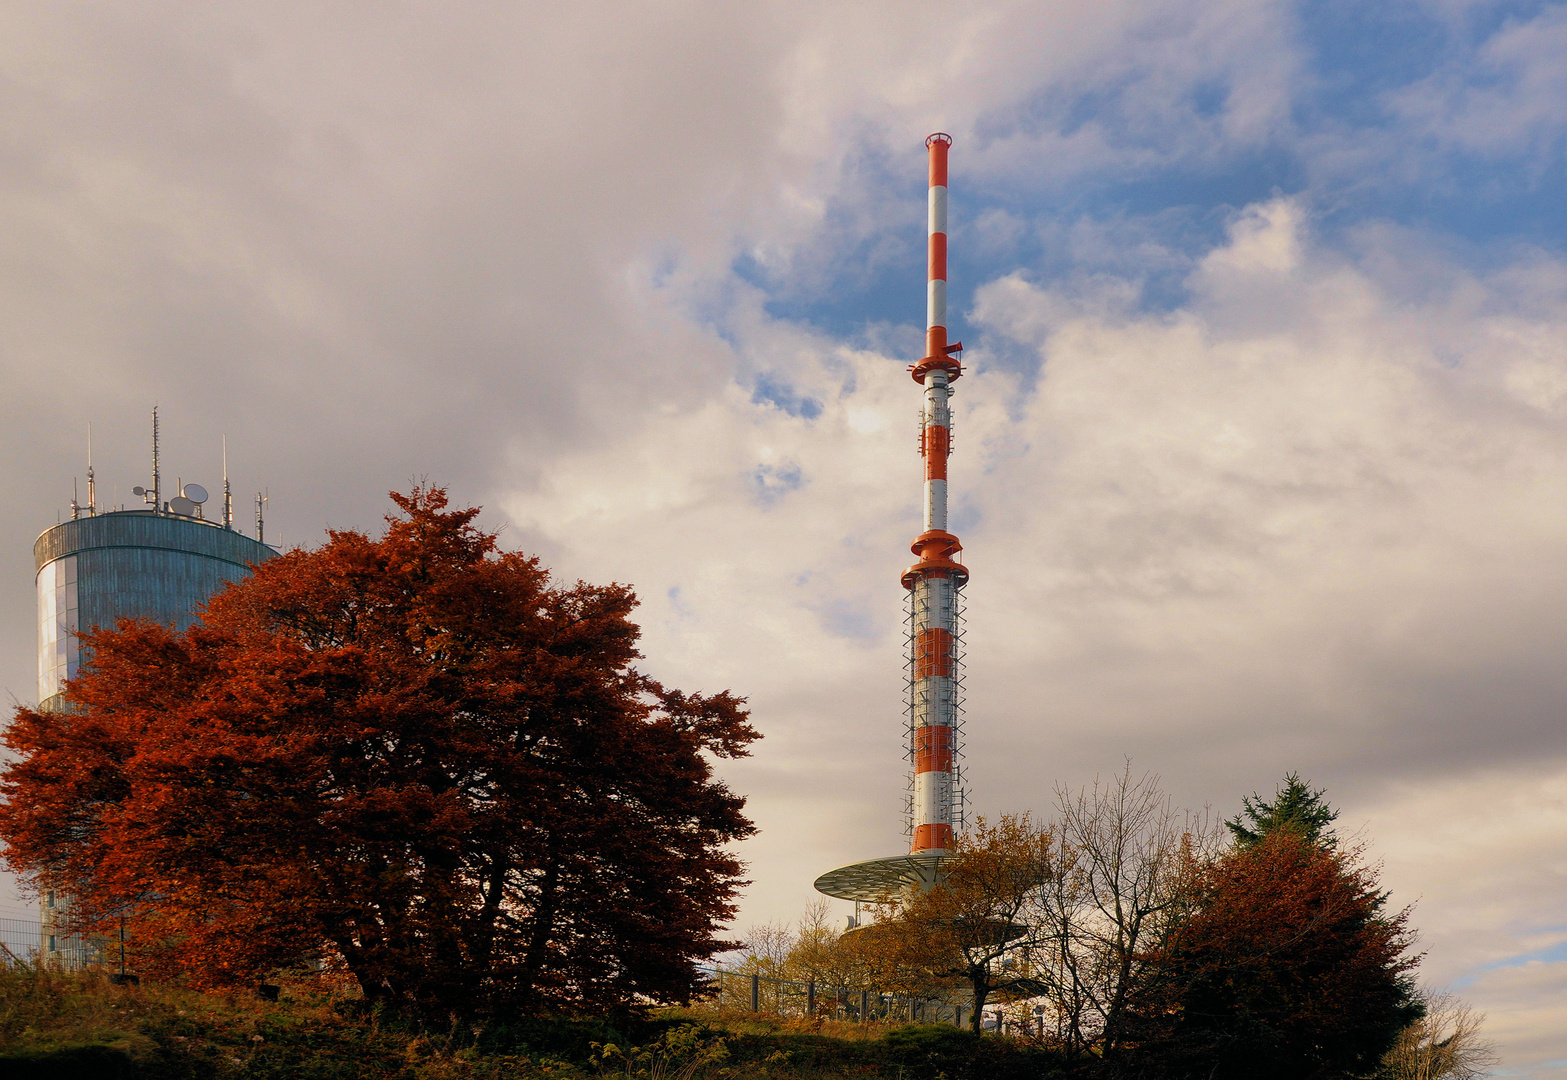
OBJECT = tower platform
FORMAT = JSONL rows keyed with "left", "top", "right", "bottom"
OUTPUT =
{"left": 813, "top": 852, "right": 951, "bottom": 901}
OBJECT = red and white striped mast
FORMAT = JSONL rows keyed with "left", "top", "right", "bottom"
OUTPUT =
{"left": 816, "top": 133, "right": 967, "bottom": 903}
{"left": 906, "top": 133, "right": 966, "bottom": 857}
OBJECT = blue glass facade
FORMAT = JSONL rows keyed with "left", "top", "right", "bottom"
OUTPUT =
{"left": 33, "top": 511, "right": 275, "bottom": 709}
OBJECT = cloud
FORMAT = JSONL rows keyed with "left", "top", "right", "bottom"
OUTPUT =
{"left": 1387, "top": 4, "right": 1567, "bottom": 159}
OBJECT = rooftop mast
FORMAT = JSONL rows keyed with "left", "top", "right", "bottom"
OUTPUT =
{"left": 152, "top": 407, "right": 161, "bottom": 513}
{"left": 86, "top": 423, "right": 95, "bottom": 516}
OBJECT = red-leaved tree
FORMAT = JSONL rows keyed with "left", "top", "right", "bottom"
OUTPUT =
{"left": 0, "top": 488, "right": 758, "bottom": 1017}
{"left": 1131, "top": 829, "right": 1423, "bottom": 1078}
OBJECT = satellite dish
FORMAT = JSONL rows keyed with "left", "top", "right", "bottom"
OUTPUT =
{"left": 132, "top": 486, "right": 146, "bottom": 496}
{"left": 169, "top": 496, "right": 197, "bottom": 516}
{"left": 182, "top": 483, "right": 208, "bottom": 504}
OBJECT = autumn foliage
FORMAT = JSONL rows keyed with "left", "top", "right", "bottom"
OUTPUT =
{"left": 1134, "top": 829, "right": 1423, "bottom": 1078}
{"left": 0, "top": 488, "right": 758, "bottom": 1017}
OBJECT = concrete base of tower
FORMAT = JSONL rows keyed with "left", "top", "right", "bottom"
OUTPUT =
{"left": 813, "top": 853, "right": 951, "bottom": 901}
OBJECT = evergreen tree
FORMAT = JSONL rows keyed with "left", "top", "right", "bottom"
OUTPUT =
{"left": 1226, "top": 773, "right": 1338, "bottom": 848}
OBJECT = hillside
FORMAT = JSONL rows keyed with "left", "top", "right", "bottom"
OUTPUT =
{"left": 0, "top": 965, "right": 1062, "bottom": 1080}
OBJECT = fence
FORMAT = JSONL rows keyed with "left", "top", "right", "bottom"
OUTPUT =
{"left": 0, "top": 915, "right": 102, "bottom": 969}
{"left": 0, "top": 918, "right": 1020, "bottom": 1035}
{"left": 696, "top": 963, "right": 973, "bottom": 1028}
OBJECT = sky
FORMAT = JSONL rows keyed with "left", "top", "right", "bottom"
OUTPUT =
{"left": 2, "top": 0, "right": 1566, "bottom": 1071}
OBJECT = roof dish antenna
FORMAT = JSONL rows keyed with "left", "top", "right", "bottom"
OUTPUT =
{"left": 222, "top": 436, "right": 233, "bottom": 530}
{"left": 171, "top": 478, "right": 206, "bottom": 519}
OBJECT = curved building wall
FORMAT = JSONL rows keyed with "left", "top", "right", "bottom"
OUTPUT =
{"left": 34, "top": 511, "right": 275, "bottom": 710}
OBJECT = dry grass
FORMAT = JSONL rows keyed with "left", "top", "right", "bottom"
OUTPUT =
{"left": 0, "top": 964, "right": 1055, "bottom": 1079}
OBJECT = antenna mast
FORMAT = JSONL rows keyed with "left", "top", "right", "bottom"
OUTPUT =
{"left": 812, "top": 134, "right": 970, "bottom": 905}
{"left": 222, "top": 436, "right": 233, "bottom": 529}
{"left": 151, "top": 406, "right": 161, "bottom": 514}
{"left": 86, "top": 423, "right": 96, "bottom": 516}
{"left": 905, "top": 132, "right": 966, "bottom": 856}
{"left": 255, "top": 490, "right": 267, "bottom": 544}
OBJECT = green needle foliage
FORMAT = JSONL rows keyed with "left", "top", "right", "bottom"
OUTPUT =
{"left": 1226, "top": 772, "right": 1340, "bottom": 849}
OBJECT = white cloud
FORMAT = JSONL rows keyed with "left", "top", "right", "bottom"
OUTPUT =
{"left": 1388, "top": 5, "right": 1567, "bottom": 159}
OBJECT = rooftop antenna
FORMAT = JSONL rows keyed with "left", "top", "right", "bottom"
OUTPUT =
{"left": 86, "top": 423, "right": 96, "bottom": 516}
{"left": 255, "top": 489, "right": 267, "bottom": 544}
{"left": 222, "top": 436, "right": 233, "bottom": 530}
{"left": 131, "top": 407, "right": 161, "bottom": 512}
{"left": 71, "top": 477, "right": 80, "bottom": 520}
{"left": 152, "top": 406, "right": 160, "bottom": 513}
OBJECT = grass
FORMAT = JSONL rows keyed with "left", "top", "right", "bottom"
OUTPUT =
{"left": 0, "top": 964, "right": 1067, "bottom": 1079}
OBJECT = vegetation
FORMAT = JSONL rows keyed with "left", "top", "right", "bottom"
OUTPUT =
{"left": 1134, "top": 829, "right": 1423, "bottom": 1077}
{"left": 0, "top": 488, "right": 757, "bottom": 1019}
{"left": 1225, "top": 773, "right": 1340, "bottom": 849}
{"left": 722, "top": 771, "right": 1494, "bottom": 1080}
{"left": 0, "top": 963, "right": 1059, "bottom": 1079}
{"left": 855, "top": 816, "right": 1056, "bottom": 1031}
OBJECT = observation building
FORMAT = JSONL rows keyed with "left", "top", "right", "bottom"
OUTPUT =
{"left": 34, "top": 412, "right": 275, "bottom": 965}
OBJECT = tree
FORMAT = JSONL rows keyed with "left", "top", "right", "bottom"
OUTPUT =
{"left": 1036, "top": 766, "right": 1216, "bottom": 1061}
{"left": 1226, "top": 773, "right": 1339, "bottom": 849}
{"left": 1139, "top": 828, "right": 1424, "bottom": 1079}
{"left": 862, "top": 815, "right": 1056, "bottom": 1032}
{"left": 0, "top": 487, "right": 758, "bottom": 1018}
{"left": 1379, "top": 991, "right": 1498, "bottom": 1080}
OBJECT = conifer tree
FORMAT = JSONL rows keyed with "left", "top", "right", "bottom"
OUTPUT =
{"left": 1226, "top": 772, "right": 1339, "bottom": 848}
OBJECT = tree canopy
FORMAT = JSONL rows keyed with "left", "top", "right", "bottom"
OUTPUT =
{"left": 1140, "top": 828, "right": 1423, "bottom": 1078}
{"left": 1226, "top": 772, "right": 1339, "bottom": 849}
{"left": 0, "top": 487, "right": 758, "bottom": 1018}
{"left": 859, "top": 815, "right": 1056, "bottom": 1031}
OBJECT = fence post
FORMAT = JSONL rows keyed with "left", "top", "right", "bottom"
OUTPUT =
{"left": 955, "top": 1005, "right": 964, "bottom": 1029}
{"left": 860, "top": 989, "right": 869, "bottom": 1022}
{"left": 750, "top": 974, "right": 760, "bottom": 1012}
{"left": 806, "top": 981, "right": 815, "bottom": 1014}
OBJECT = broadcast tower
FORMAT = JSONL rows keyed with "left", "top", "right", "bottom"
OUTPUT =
{"left": 815, "top": 133, "right": 968, "bottom": 904}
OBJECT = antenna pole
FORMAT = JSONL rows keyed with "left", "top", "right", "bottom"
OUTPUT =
{"left": 255, "top": 490, "right": 267, "bottom": 544}
{"left": 222, "top": 436, "right": 233, "bottom": 530}
{"left": 86, "top": 423, "right": 96, "bottom": 516}
{"left": 151, "top": 406, "right": 161, "bottom": 514}
{"left": 905, "top": 133, "right": 966, "bottom": 857}
{"left": 71, "top": 477, "right": 80, "bottom": 520}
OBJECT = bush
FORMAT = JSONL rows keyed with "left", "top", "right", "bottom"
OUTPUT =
{"left": 882, "top": 1024, "right": 1065, "bottom": 1080}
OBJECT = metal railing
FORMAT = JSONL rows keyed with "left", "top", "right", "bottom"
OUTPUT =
{"left": 695, "top": 963, "right": 971, "bottom": 1027}
{"left": 0, "top": 916, "right": 100, "bottom": 969}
